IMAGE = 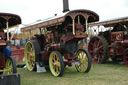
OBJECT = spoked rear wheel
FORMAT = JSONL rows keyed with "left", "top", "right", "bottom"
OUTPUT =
{"left": 88, "top": 36, "right": 108, "bottom": 64}
{"left": 3, "top": 56, "right": 17, "bottom": 74}
{"left": 25, "top": 40, "right": 41, "bottom": 71}
{"left": 123, "top": 49, "right": 128, "bottom": 66}
{"left": 49, "top": 51, "right": 64, "bottom": 77}
{"left": 75, "top": 49, "right": 91, "bottom": 73}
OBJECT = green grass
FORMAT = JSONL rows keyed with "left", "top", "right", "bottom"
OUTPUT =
{"left": 18, "top": 63, "right": 128, "bottom": 85}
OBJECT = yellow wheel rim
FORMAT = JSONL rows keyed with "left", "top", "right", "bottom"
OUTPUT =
{"left": 25, "top": 41, "right": 36, "bottom": 71}
{"left": 49, "top": 52, "right": 61, "bottom": 77}
{"left": 75, "top": 50, "right": 88, "bottom": 72}
{"left": 4, "top": 58, "right": 13, "bottom": 74}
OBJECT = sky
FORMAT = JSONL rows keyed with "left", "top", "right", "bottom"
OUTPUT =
{"left": 0, "top": 0, "right": 128, "bottom": 24}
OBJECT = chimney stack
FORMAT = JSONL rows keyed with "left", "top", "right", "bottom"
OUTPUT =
{"left": 63, "top": 0, "right": 70, "bottom": 13}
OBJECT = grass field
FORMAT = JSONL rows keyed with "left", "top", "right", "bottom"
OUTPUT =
{"left": 18, "top": 63, "right": 128, "bottom": 85}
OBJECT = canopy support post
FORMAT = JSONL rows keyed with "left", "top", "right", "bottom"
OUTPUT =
{"left": 72, "top": 19, "right": 75, "bottom": 35}
{"left": 6, "top": 21, "right": 9, "bottom": 41}
{"left": 85, "top": 19, "right": 88, "bottom": 34}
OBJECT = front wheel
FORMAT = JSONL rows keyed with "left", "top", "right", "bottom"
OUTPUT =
{"left": 3, "top": 56, "right": 17, "bottom": 74}
{"left": 75, "top": 49, "right": 91, "bottom": 73}
{"left": 49, "top": 51, "right": 64, "bottom": 77}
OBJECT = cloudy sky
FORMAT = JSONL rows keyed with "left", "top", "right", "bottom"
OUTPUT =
{"left": 0, "top": 0, "right": 128, "bottom": 24}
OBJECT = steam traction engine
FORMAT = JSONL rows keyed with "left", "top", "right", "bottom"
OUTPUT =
{"left": 21, "top": 9, "right": 99, "bottom": 76}
{"left": 88, "top": 17, "right": 128, "bottom": 66}
{"left": 0, "top": 13, "right": 21, "bottom": 74}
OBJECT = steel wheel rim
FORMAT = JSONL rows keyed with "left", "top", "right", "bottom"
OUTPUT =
{"left": 123, "top": 50, "right": 128, "bottom": 66}
{"left": 75, "top": 50, "right": 88, "bottom": 72}
{"left": 88, "top": 37, "right": 105, "bottom": 63}
{"left": 4, "top": 58, "right": 13, "bottom": 74}
{"left": 25, "top": 41, "right": 35, "bottom": 71}
{"left": 49, "top": 52, "right": 61, "bottom": 76}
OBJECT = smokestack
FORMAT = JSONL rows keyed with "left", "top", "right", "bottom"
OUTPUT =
{"left": 63, "top": 0, "right": 70, "bottom": 13}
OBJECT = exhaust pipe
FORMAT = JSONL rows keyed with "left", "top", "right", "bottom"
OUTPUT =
{"left": 63, "top": 0, "right": 70, "bottom": 13}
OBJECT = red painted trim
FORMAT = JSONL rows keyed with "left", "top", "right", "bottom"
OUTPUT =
{"left": 0, "top": 56, "right": 5, "bottom": 68}
{"left": 0, "top": 43, "right": 7, "bottom": 45}
{"left": 11, "top": 48, "right": 24, "bottom": 63}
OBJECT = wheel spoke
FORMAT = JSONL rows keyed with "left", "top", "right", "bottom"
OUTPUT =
{"left": 97, "top": 40, "right": 101, "bottom": 47}
{"left": 95, "top": 39, "right": 99, "bottom": 48}
{"left": 98, "top": 45, "right": 104, "bottom": 50}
